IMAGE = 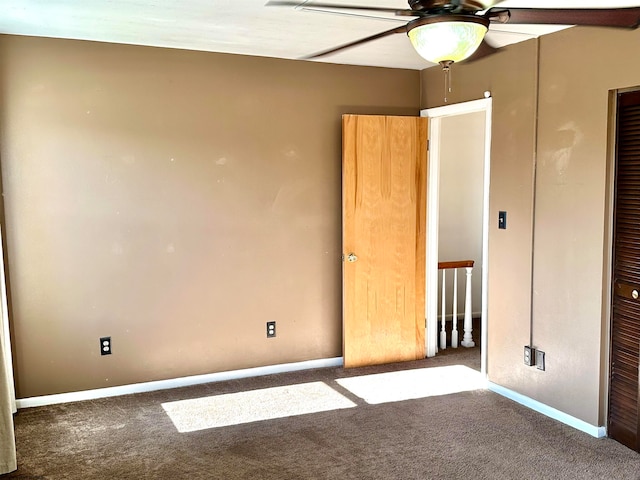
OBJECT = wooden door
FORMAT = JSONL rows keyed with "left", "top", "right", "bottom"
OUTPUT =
{"left": 342, "top": 114, "right": 427, "bottom": 368}
{"left": 609, "top": 90, "right": 640, "bottom": 452}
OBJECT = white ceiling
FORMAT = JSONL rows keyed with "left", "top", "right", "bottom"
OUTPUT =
{"left": 1, "top": 0, "right": 639, "bottom": 70}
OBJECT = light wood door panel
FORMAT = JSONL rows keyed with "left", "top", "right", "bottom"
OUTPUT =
{"left": 343, "top": 114, "right": 427, "bottom": 368}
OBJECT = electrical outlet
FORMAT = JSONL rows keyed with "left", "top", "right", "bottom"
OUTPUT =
{"left": 524, "top": 345, "right": 536, "bottom": 366}
{"left": 266, "top": 321, "right": 276, "bottom": 338}
{"left": 100, "top": 337, "right": 112, "bottom": 355}
{"left": 536, "top": 350, "right": 545, "bottom": 371}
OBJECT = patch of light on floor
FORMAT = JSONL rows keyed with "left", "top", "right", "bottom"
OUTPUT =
{"left": 336, "top": 365, "right": 485, "bottom": 405}
{"left": 161, "top": 381, "right": 357, "bottom": 433}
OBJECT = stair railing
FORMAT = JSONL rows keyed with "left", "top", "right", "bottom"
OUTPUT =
{"left": 438, "top": 260, "right": 475, "bottom": 350}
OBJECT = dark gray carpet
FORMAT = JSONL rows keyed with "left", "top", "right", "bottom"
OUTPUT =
{"left": 4, "top": 348, "right": 640, "bottom": 479}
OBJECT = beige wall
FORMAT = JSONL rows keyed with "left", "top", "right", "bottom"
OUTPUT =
{"left": 438, "top": 111, "right": 485, "bottom": 316}
{"left": 423, "top": 27, "right": 640, "bottom": 426}
{"left": 423, "top": 38, "right": 538, "bottom": 412}
{"left": 533, "top": 26, "right": 640, "bottom": 426}
{"left": 0, "top": 35, "right": 420, "bottom": 398}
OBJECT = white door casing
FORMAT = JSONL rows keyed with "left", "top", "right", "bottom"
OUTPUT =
{"left": 422, "top": 97, "right": 492, "bottom": 376}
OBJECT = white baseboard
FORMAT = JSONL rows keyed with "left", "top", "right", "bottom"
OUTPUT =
{"left": 16, "top": 358, "right": 608, "bottom": 441}
{"left": 488, "top": 382, "right": 607, "bottom": 438}
{"left": 16, "top": 357, "right": 344, "bottom": 409}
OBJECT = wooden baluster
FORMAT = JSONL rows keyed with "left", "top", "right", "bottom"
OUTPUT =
{"left": 440, "top": 269, "right": 447, "bottom": 350}
{"left": 451, "top": 268, "right": 458, "bottom": 348}
{"left": 461, "top": 266, "right": 475, "bottom": 348}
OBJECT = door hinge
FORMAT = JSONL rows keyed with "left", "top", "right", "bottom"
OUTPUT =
{"left": 427, "top": 139, "right": 430, "bottom": 152}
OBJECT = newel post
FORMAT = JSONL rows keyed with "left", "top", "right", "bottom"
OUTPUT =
{"left": 440, "top": 269, "right": 447, "bottom": 350}
{"left": 451, "top": 268, "right": 458, "bottom": 348}
{"left": 461, "top": 266, "right": 475, "bottom": 348}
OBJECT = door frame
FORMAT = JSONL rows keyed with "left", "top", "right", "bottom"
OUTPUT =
{"left": 421, "top": 97, "right": 492, "bottom": 376}
{"left": 604, "top": 86, "right": 640, "bottom": 441}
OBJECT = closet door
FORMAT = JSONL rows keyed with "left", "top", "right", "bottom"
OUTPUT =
{"left": 342, "top": 115, "right": 428, "bottom": 368}
{"left": 609, "top": 89, "right": 640, "bottom": 452}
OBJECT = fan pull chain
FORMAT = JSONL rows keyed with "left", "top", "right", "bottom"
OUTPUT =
{"left": 444, "top": 67, "right": 451, "bottom": 103}
{"left": 440, "top": 60, "right": 453, "bottom": 103}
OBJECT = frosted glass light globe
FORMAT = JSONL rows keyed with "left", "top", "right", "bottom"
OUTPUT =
{"left": 408, "top": 19, "right": 488, "bottom": 64}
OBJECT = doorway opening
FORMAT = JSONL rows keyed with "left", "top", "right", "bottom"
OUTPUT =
{"left": 422, "top": 97, "right": 492, "bottom": 376}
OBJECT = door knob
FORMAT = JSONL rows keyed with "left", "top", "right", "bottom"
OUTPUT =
{"left": 346, "top": 253, "right": 358, "bottom": 263}
{"left": 614, "top": 282, "right": 640, "bottom": 300}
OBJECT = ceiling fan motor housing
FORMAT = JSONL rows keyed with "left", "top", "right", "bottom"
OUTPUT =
{"left": 408, "top": 0, "right": 487, "bottom": 13}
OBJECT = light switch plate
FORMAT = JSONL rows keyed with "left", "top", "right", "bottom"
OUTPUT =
{"left": 498, "top": 211, "right": 507, "bottom": 229}
{"left": 536, "top": 350, "right": 545, "bottom": 371}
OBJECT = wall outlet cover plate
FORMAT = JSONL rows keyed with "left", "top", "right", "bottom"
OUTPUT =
{"left": 524, "top": 345, "right": 535, "bottom": 366}
{"left": 100, "top": 337, "right": 112, "bottom": 355}
{"left": 266, "top": 321, "right": 276, "bottom": 338}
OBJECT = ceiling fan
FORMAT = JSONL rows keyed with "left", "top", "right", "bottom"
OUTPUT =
{"left": 267, "top": 1, "right": 640, "bottom": 68}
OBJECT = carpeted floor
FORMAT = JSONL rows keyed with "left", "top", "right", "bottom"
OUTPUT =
{"left": 4, "top": 347, "right": 640, "bottom": 480}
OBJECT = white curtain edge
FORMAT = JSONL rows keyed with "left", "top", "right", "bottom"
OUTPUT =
{"left": 0, "top": 223, "right": 16, "bottom": 474}
{"left": 0, "top": 225, "right": 15, "bottom": 412}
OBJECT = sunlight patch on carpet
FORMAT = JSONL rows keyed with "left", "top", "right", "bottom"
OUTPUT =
{"left": 336, "top": 365, "right": 485, "bottom": 405}
{"left": 161, "top": 381, "right": 357, "bottom": 432}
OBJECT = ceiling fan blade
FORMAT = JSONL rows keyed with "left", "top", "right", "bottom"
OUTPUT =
{"left": 488, "top": 7, "right": 640, "bottom": 29}
{"left": 265, "top": 1, "right": 417, "bottom": 16}
{"left": 461, "top": 38, "right": 498, "bottom": 64}
{"left": 303, "top": 25, "right": 407, "bottom": 59}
